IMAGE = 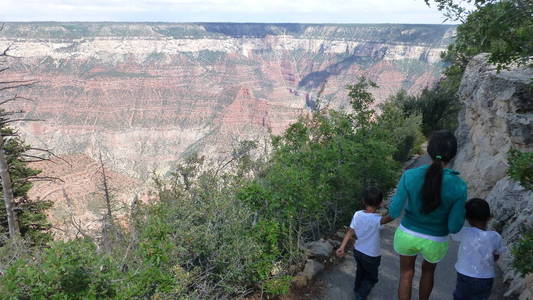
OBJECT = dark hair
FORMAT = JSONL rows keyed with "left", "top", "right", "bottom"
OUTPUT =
{"left": 465, "top": 198, "right": 491, "bottom": 222}
{"left": 421, "top": 130, "right": 458, "bottom": 214}
{"left": 363, "top": 187, "right": 383, "bottom": 207}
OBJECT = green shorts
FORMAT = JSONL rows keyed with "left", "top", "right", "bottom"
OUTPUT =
{"left": 393, "top": 227, "right": 449, "bottom": 263}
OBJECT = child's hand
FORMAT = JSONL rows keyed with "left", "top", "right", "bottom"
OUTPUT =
{"left": 336, "top": 247, "right": 345, "bottom": 258}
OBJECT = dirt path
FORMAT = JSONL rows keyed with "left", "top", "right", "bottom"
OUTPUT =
{"left": 315, "top": 155, "right": 508, "bottom": 300}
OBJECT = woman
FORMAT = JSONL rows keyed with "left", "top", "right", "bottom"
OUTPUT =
{"left": 389, "top": 130, "right": 467, "bottom": 300}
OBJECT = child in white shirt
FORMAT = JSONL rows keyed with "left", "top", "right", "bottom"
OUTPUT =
{"left": 451, "top": 198, "right": 507, "bottom": 300}
{"left": 336, "top": 187, "right": 393, "bottom": 300}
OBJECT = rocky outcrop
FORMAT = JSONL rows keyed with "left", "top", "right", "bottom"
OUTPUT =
{"left": 453, "top": 54, "right": 533, "bottom": 298}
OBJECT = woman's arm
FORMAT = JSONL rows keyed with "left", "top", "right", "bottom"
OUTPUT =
{"left": 448, "top": 189, "right": 467, "bottom": 234}
{"left": 389, "top": 173, "right": 408, "bottom": 219}
{"left": 380, "top": 215, "right": 394, "bottom": 225}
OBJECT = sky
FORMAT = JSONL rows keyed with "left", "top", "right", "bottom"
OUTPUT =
{"left": 0, "top": 0, "right": 451, "bottom": 24}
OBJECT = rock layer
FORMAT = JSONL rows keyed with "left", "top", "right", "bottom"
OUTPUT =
{"left": 453, "top": 54, "right": 533, "bottom": 298}
{"left": 0, "top": 23, "right": 454, "bottom": 179}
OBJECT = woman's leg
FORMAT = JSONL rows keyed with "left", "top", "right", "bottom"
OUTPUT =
{"left": 398, "top": 255, "right": 416, "bottom": 300}
{"left": 419, "top": 259, "right": 437, "bottom": 300}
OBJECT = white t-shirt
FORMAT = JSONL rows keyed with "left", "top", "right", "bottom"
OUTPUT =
{"left": 451, "top": 227, "right": 507, "bottom": 279}
{"left": 350, "top": 210, "right": 382, "bottom": 257}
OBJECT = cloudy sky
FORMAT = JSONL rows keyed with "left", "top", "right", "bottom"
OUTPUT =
{"left": 0, "top": 0, "right": 450, "bottom": 24}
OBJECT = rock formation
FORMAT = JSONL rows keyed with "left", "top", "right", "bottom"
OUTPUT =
{"left": 0, "top": 23, "right": 454, "bottom": 180}
{"left": 453, "top": 54, "right": 532, "bottom": 298}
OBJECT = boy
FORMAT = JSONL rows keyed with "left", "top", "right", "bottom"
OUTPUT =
{"left": 451, "top": 198, "right": 507, "bottom": 300}
{"left": 336, "top": 187, "right": 394, "bottom": 300}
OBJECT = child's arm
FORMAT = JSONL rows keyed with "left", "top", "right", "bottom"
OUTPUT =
{"left": 336, "top": 228, "right": 356, "bottom": 258}
{"left": 449, "top": 227, "right": 466, "bottom": 242}
{"left": 493, "top": 233, "right": 506, "bottom": 262}
{"left": 380, "top": 215, "right": 394, "bottom": 225}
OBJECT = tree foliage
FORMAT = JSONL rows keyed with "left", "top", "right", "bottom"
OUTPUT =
{"left": 427, "top": 0, "right": 532, "bottom": 71}
{"left": 240, "top": 78, "right": 421, "bottom": 254}
{"left": 389, "top": 86, "right": 461, "bottom": 136}
{"left": 0, "top": 126, "right": 52, "bottom": 246}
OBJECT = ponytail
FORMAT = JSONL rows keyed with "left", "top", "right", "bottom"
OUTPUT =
{"left": 422, "top": 131, "right": 457, "bottom": 214}
{"left": 422, "top": 157, "right": 444, "bottom": 214}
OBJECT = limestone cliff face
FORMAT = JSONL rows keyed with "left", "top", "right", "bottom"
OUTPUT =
{"left": 453, "top": 54, "right": 532, "bottom": 297}
{"left": 0, "top": 23, "right": 454, "bottom": 180}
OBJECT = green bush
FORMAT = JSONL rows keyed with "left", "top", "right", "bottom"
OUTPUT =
{"left": 241, "top": 78, "right": 406, "bottom": 257}
{"left": 390, "top": 87, "right": 461, "bottom": 137}
{"left": 263, "top": 275, "right": 292, "bottom": 295}
{"left": 149, "top": 167, "right": 280, "bottom": 298}
{"left": 377, "top": 98, "right": 425, "bottom": 162}
{"left": 1, "top": 239, "right": 118, "bottom": 299}
{"left": 512, "top": 229, "right": 533, "bottom": 277}
{"left": 0, "top": 235, "right": 192, "bottom": 299}
{"left": 507, "top": 149, "right": 533, "bottom": 190}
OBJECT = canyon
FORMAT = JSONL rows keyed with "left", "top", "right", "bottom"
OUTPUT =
{"left": 0, "top": 22, "right": 454, "bottom": 236}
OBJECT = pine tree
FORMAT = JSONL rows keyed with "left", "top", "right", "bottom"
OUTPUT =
{"left": 0, "top": 125, "right": 53, "bottom": 245}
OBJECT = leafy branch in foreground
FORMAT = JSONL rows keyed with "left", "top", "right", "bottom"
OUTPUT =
{"left": 427, "top": 0, "right": 532, "bottom": 71}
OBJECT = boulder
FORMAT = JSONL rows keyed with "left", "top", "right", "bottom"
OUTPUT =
{"left": 291, "top": 274, "right": 308, "bottom": 288}
{"left": 519, "top": 274, "right": 533, "bottom": 300}
{"left": 328, "top": 239, "right": 341, "bottom": 248}
{"left": 305, "top": 239, "right": 333, "bottom": 258}
{"left": 301, "top": 259, "right": 325, "bottom": 280}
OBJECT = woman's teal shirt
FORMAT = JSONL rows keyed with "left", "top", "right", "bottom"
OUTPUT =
{"left": 389, "top": 164, "right": 467, "bottom": 237}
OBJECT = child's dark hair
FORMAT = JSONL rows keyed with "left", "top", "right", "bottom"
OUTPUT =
{"left": 465, "top": 198, "right": 491, "bottom": 222}
{"left": 363, "top": 187, "right": 383, "bottom": 207}
{"left": 422, "top": 130, "right": 458, "bottom": 214}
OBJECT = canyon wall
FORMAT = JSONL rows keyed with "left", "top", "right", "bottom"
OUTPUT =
{"left": 1, "top": 23, "right": 454, "bottom": 237}
{"left": 453, "top": 54, "right": 532, "bottom": 298}
{"left": 0, "top": 23, "right": 454, "bottom": 179}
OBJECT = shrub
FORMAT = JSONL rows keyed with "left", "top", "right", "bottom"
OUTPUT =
{"left": 241, "top": 78, "right": 405, "bottom": 257}
{"left": 263, "top": 275, "right": 292, "bottom": 295}
{"left": 148, "top": 168, "right": 279, "bottom": 298}
{"left": 390, "top": 86, "right": 461, "bottom": 136}
{"left": 512, "top": 229, "right": 533, "bottom": 277}
{"left": 507, "top": 148, "right": 533, "bottom": 190}
{"left": 377, "top": 98, "right": 425, "bottom": 162}
{"left": 0, "top": 239, "right": 118, "bottom": 299}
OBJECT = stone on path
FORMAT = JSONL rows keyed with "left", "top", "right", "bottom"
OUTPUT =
{"left": 302, "top": 259, "right": 325, "bottom": 280}
{"left": 305, "top": 240, "right": 333, "bottom": 258}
